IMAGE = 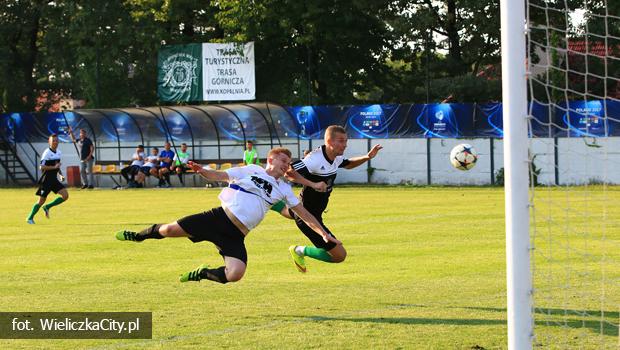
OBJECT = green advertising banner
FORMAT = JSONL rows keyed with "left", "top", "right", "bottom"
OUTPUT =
{"left": 157, "top": 44, "right": 202, "bottom": 102}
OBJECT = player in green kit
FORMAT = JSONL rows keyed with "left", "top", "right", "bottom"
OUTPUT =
{"left": 171, "top": 143, "right": 190, "bottom": 185}
{"left": 243, "top": 140, "right": 260, "bottom": 165}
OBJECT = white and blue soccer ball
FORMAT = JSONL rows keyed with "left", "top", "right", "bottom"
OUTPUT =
{"left": 450, "top": 143, "right": 478, "bottom": 171}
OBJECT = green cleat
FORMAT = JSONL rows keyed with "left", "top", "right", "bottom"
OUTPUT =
{"left": 115, "top": 230, "right": 141, "bottom": 242}
{"left": 179, "top": 264, "right": 209, "bottom": 282}
{"left": 288, "top": 245, "right": 307, "bottom": 273}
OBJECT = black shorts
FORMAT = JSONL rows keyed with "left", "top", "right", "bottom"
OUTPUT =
{"left": 289, "top": 208, "right": 338, "bottom": 251}
{"left": 177, "top": 207, "right": 247, "bottom": 264}
{"left": 127, "top": 165, "right": 141, "bottom": 175}
{"left": 174, "top": 164, "right": 188, "bottom": 173}
{"left": 35, "top": 177, "right": 65, "bottom": 197}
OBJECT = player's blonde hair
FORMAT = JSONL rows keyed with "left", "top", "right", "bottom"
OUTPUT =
{"left": 325, "top": 125, "right": 346, "bottom": 140}
{"left": 267, "top": 147, "right": 292, "bottom": 159}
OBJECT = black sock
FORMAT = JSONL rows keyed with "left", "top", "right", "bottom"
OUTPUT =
{"left": 178, "top": 173, "right": 184, "bottom": 184}
{"left": 136, "top": 224, "right": 164, "bottom": 241}
{"left": 165, "top": 174, "right": 171, "bottom": 185}
{"left": 200, "top": 266, "right": 228, "bottom": 284}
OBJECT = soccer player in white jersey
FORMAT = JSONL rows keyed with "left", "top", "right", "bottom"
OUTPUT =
{"left": 26, "top": 134, "right": 69, "bottom": 224}
{"left": 281, "top": 125, "right": 382, "bottom": 272}
{"left": 115, "top": 147, "right": 339, "bottom": 284}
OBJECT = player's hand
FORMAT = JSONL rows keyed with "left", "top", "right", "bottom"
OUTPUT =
{"left": 323, "top": 234, "right": 342, "bottom": 245}
{"left": 312, "top": 181, "right": 327, "bottom": 192}
{"left": 55, "top": 163, "right": 62, "bottom": 169}
{"left": 367, "top": 144, "right": 383, "bottom": 159}
{"left": 187, "top": 161, "right": 203, "bottom": 172}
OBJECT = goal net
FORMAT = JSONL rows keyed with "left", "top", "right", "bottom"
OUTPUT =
{"left": 526, "top": 0, "right": 619, "bottom": 348}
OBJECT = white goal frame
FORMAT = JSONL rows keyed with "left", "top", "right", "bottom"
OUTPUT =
{"left": 500, "top": 0, "right": 533, "bottom": 349}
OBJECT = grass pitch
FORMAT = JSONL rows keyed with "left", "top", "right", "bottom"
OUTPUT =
{"left": 0, "top": 186, "right": 617, "bottom": 349}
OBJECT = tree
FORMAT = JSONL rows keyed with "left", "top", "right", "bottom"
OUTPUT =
{"left": 391, "top": 0, "right": 501, "bottom": 78}
{"left": 216, "top": 0, "right": 396, "bottom": 105}
{"left": 0, "top": 0, "right": 523, "bottom": 111}
{"left": 0, "top": 0, "right": 47, "bottom": 112}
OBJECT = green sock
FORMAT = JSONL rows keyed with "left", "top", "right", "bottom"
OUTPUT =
{"left": 303, "top": 246, "right": 333, "bottom": 263}
{"left": 270, "top": 201, "right": 286, "bottom": 213}
{"left": 27, "top": 203, "right": 41, "bottom": 220}
{"left": 44, "top": 197, "right": 65, "bottom": 210}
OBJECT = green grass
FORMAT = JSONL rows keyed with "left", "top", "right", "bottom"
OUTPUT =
{"left": 0, "top": 187, "right": 617, "bottom": 349}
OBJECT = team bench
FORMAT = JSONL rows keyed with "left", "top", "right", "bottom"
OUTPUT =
{"left": 92, "top": 159, "right": 244, "bottom": 173}
{"left": 92, "top": 159, "right": 245, "bottom": 187}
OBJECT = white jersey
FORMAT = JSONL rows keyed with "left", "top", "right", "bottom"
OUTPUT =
{"left": 131, "top": 152, "right": 145, "bottom": 166}
{"left": 39, "top": 147, "right": 62, "bottom": 181}
{"left": 143, "top": 155, "right": 158, "bottom": 168}
{"left": 40, "top": 148, "right": 62, "bottom": 166}
{"left": 218, "top": 164, "right": 300, "bottom": 231}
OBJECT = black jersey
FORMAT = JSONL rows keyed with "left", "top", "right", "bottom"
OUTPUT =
{"left": 291, "top": 145, "right": 350, "bottom": 216}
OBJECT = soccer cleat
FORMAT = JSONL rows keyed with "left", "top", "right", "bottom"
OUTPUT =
{"left": 27, "top": 219, "right": 35, "bottom": 225}
{"left": 115, "top": 230, "right": 141, "bottom": 242}
{"left": 288, "top": 245, "right": 307, "bottom": 273}
{"left": 179, "top": 264, "right": 209, "bottom": 282}
{"left": 43, "top": 206, "right": 50, "bottom": 219}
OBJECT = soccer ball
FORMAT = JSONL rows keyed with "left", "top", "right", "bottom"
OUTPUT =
{"left": 450, "top": 144, "right": 478, "bottom": 171}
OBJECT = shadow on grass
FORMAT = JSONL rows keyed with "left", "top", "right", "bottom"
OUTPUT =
{"left": 64, "top": 223, "right": 156, "bottom": 226}
{"left": 385, "top": 304, "right": 618, "bottom": 337}
{"left": 291, "top": 315, "right": 505, "bottom": 326}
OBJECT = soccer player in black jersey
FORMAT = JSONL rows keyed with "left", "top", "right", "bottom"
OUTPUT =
{"left": 280, "top": 125, "right": 382, "bottom": 272}
{"left": 26, "top": 134, "right": 69, "bottom": 224}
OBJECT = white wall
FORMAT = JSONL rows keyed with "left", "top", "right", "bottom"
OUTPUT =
{"left": 5, "top": 137, "right": 620, "bottom": 186}
{"left": 336, "top": 137, "right": 620, "bottom": 186}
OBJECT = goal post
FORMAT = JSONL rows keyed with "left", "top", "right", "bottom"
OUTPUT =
{"left": 500, "top": 1, "right": 534, "bottom": 349}
{"left": 503, "top": 0, "right": 619, "bottom": 348}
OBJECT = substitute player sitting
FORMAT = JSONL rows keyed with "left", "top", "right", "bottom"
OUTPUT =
{"left": 171, "top": 142, "right": 190, "bottom": 185}
{"left": 115, "top": 147, "right": 339, "bottom": 284}
{"left": 26, "top": 134, "right": 69, "bottom": 224}
{"left": 135, "top": 147, "right": 159, "bottom": 187}
{"left": 157, "top": 142, "right": 174, "bottom": 187}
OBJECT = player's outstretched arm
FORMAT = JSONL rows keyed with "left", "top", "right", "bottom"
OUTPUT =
{"left": 343, "top": 144, "right": 383, "bottom": 169}
{"left": 290, "top": 204, "right": 342, "bottom": 245}
{"left": 284, "top": 168, "right": 327, "bottom": 192}
{"left": 188, "top": 161, "right": 230, "bottom": 182}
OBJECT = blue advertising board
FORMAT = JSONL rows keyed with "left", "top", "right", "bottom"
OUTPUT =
{"left": 4, "top": 100, "right": 620, "bottom": 143}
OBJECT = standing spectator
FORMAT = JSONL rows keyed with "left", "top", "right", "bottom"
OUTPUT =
{"left": 158, "top": 142, "right": 175, "bottom": 187}
{"left": 243, "top": 140, "right": 260, "bottom": 165}
{"left": 68, "top": 126, "right": 95, "bottom": 189}
{"left": 171, "top": 143, "right": 190, "bottom": 185}
{"left": 120, "top": 145, "right": 145, "bottom": 187}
